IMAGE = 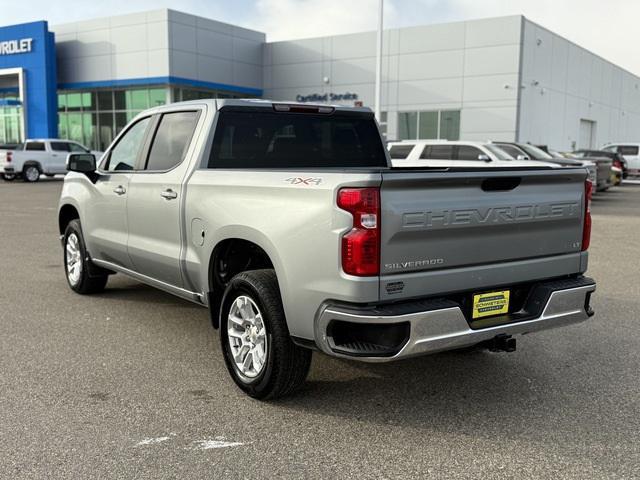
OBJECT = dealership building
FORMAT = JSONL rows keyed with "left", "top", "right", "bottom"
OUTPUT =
{"left": 1, "top": 9, "right": 639, "bottom": 151}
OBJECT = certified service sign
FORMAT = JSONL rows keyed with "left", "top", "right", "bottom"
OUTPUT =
{"left": 0, "top": 38, "right": 33, "bottom": 56}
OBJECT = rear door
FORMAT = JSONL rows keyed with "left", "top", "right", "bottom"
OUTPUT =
{"left": 126, "top": 110, "right": 201, "bottom": 287}
{"left": 379, "top": 168, "right": 586, "bottom": 278}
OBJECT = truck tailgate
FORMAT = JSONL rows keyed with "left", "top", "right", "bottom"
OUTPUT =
{"left": 379, "top": 168, "right": 588, "bottom": 299}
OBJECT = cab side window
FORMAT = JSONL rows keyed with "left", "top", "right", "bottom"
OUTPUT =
{"left": 457, "top": 146, "right": 484, "bottom": 160}
{"left": 145, "top": 111, "right": 199, "bottom": 171}
{"left": 104, "top": 117, "right": 151, "bottom": 172}
{"left": 50, "top": 142, "right": 71, "bottom": 152}
{"left": 498, "top": 144, "right": 523, "bottom": 158}
{"left": 69, "top": 143, "right": 89, "bottom": 153}
{"left": 421, "top": 145, "right": 453, "bottom": 159}
{"left": 389, "top": 144, "right": 415, "bottom": 160}
{"left": 618, "top": 146, "right": 639, "bottom": 156}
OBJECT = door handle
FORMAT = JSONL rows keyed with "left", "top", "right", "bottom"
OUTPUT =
{"left": 113, "top": 185, "right": 126, "bottom": 195}
{"left": 160, "top": 188, "right": 178, "bottom": 200}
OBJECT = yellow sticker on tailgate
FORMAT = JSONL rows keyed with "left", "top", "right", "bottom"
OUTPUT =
{"left": 472, "top": 290, "right": 510, "bottom": 319}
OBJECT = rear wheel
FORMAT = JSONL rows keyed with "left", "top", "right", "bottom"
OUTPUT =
{"left": 1, "top": 173, "right": 15, "bottom": 181}
{"left": 23, "top": 164, "right": 40, "bottom": 183}
{"left": 64, "top": 219, "right": 108, "bottom": 294}
{"left": 220, "top": 269, "right": 312, "bottom": 400}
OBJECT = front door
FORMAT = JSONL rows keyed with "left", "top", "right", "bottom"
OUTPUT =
{"left": 49, "top": 141, "right": 72, "bottom": 174}
{"left": 126, "top": 110, "right": 201, "bottom": 287}
{"left": 83, "top": 116, "right": 153, "bottom": 269}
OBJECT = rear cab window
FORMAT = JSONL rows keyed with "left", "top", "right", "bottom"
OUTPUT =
{"left": 25, "top": 142, "right": 45, "bottom": 151}
{"left": 208, "top": 108, "right": 388, "bottom": 168}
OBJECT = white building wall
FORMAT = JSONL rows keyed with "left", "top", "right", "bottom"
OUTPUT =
{"left": 52, "top": 9, "right": 264, "bottom": 92}
{"left": 166, "top": 10, "right": 264, "bottom": 91}
{"left": 52, "top": 10, "right": 172, "bottom": 85}
{"left": 264, "top": 16, "right": 523, "bottom": 141}
{"left": 518, "top": 19, "right": 640, "bottom": 150}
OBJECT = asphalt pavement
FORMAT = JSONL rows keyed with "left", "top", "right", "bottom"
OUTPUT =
{"left": 0, "top": 178, "right": 639, "bottom": 479}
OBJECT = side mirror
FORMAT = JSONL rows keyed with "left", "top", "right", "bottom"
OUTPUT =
{"left": 477, "top": 154, "right": 491, "bottom": 162}
{"left": 66, "top": 153, "right": 96, "bottom": 173}
{"left": 516, "top": 154, "right": 530, "bottom": 161}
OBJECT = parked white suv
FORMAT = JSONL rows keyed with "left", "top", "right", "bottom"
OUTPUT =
{"left": 386, "top": 140, "right": 553, "bottom": 168}
{"left": 0, "top": 139, "right": 103, "bottom": 182}
{"left": 602, "top": 143, "right": 640, "bottom": 177}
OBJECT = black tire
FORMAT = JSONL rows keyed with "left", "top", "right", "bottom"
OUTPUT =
{"left": 63, "top": 219, "right": 108, "bottom": 294}
{"left": 1, "top": 173, "right": 15, "bottom": 181}
{"left": 22, "top": 164, "right": 40, "bottom": 183}
{"left": 219, "top": 269, "right": 312, "bottom": 400}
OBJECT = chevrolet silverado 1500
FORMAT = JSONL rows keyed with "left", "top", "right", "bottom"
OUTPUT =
{"left": 58, "top": 99, "right": 596, "bottom": 399}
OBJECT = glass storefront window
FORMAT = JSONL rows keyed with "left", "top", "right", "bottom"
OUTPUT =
{"left": 398, "top": 112, "right": 417, "bottom": 140}
{"left": 418, "top": 111, "right": 438, "bottom": 139}
{"left": 126, "top": 89, "right": 149, "bottom": 110}
{"left": 439, "top": 110, "right": 460, "bottom": 141}
{"left": 398, "top": 109, "right": 461, "bottom": 141}
{"left": 66, "top": 93, "right": 83, "bottom": 111}
{"left": 98, "top": 112, "right": 114, "bottom": 151}
{"left": 97, "top": 91, "right": 113, "bottom": 111}
{"left": 149, "top": 88, "right": 166, "bottom": 107}
{"left": 56, "top": 85, "right": 250, "bottom": 150}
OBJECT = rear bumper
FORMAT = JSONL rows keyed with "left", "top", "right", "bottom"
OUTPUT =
{"left": 315, "top": 276, "right": 596, "bottom": 362}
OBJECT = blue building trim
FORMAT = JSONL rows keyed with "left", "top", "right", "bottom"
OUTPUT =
{"left": 58, "top": 76, "right": 263, "bottom": 96}
{"left": 0, "top": 21, "right": 58, "bottom": 139}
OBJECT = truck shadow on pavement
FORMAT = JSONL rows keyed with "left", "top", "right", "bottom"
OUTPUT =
{"left": 275, "top": 345, "right": 618, "bottom": 439}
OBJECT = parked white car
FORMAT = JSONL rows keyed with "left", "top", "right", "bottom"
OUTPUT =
{"left": 602, "top": 143, "right": 640, "bottom": 177}
{"left": 0, "top": 139, "right": 103, "bottom": 182}
{"left": 387, "top": 140, "right": 552, "bottom": 168}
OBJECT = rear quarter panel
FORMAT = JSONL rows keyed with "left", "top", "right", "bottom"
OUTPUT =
{"left": 184, "top": 169, "right": 382, "bottom": 340}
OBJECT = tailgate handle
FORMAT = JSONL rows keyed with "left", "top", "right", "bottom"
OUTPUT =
{"left": 481, "top": 177, "right": 521, "bottom": 192}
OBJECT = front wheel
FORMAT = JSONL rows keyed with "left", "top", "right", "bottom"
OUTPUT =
{"left": 220, "top": 269, "right": 312, "bottom": 400}
{"left": 64, "top": 219, "right": 108, "bottom": 294}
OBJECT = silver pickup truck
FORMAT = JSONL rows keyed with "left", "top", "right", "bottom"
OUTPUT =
{"left": 58, "top": 99, "right": 596, "bottom": 399}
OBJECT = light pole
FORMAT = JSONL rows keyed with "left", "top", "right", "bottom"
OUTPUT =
{"left": 374, "top": 0, "right": 383, "bottom": 122}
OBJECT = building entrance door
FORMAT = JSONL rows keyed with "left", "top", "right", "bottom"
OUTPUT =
{"left": 579, "top": 119, "right": 596, "bottom": 149}
{"left": 0, "top": 68, "right": 25, "bottom": 144}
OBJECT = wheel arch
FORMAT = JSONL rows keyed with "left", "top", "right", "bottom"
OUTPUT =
{"left": 58, "top": 204, "right": 80, "bottom": 235}
{"left": 206, "top": 233, "right": 285, "bottom": 329}
{"left": 23, "top": 160, "right": 42, "bottom": 172}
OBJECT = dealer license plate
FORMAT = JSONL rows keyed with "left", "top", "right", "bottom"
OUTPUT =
{"left": 472, "top": 290, "right": 510, "bottom": 319}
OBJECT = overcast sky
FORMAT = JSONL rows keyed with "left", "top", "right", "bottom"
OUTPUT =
{"left": 2, "top": 0, "right": 639, "bottom": 74}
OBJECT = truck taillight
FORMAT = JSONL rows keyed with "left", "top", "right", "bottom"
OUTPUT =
{"left": 582, "top": 180, "right": 592, "bottom": 251}
{"left": 337, "top": 187, "right": 380, "bottom": 276}
{"left": 6, "top": 151, "right": 12, "bottom": 162}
